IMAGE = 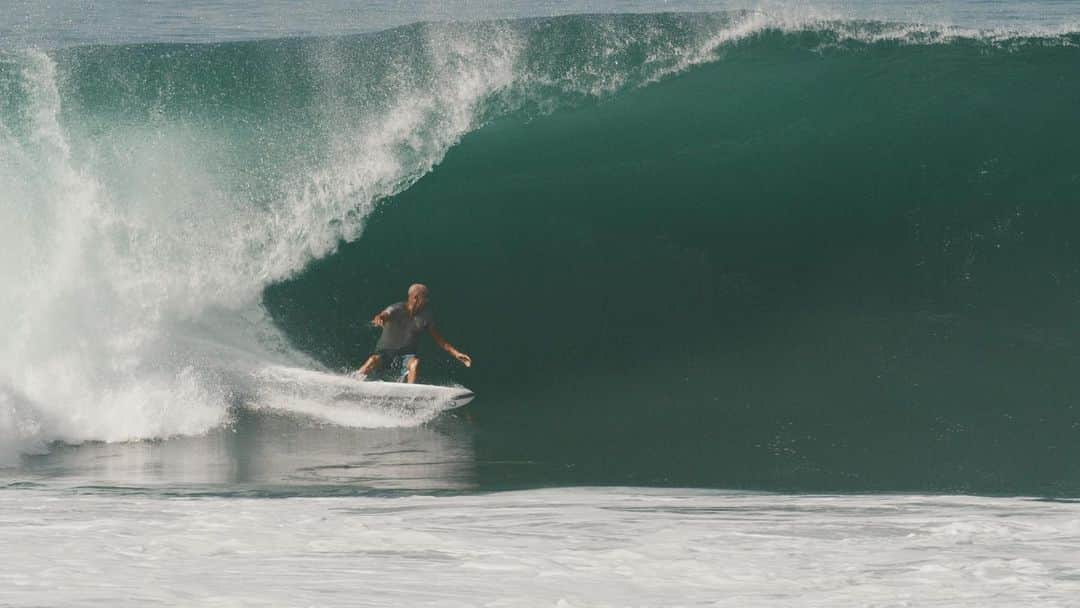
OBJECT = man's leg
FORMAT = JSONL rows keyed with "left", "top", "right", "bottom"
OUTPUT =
{"left": 405, "top": 356, "right": 420, "bottom": 384}
{"left": 357, "top": 354, "right": 382, "bottom": 376}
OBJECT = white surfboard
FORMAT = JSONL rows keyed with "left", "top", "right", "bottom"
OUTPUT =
{"left": 255, "top": 364, "right": 475, "bottom": 411}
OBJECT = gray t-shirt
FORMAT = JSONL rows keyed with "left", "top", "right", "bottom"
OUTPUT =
{"left": 375, "top": 302, "right": 434, "bottom": 353}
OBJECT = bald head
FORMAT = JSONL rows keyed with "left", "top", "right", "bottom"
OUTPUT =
{"left": 406, "top": 283, "right": 429, "bottom": 315}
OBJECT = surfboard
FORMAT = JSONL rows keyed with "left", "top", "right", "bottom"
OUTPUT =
{"left": 255, "top": 364, "right": 475, "bottom": 410}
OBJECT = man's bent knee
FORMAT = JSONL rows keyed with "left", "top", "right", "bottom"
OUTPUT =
{"left": 359, "top": 354, "right": 382, "bottom": 372}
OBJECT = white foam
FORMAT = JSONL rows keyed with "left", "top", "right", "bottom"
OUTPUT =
{"left": 0, "top": 488, "right": 1076, "bottom": 606}
{"left": 251, "top": 365, "right": 472, "bottom": 428}
{"left": 0, "top": 28, "right": 519, "bottom": 451}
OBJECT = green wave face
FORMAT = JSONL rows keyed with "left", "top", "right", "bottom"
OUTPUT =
{"left": 3, "top": 13, "right": 1080, "bottom": 494}
{"left": 267, "top": 25, "right": 1080, "bottom": 495}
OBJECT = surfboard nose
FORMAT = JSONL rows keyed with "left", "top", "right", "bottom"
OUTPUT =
{"left": 450, "top": 390, "right": 475, "bottom": 408}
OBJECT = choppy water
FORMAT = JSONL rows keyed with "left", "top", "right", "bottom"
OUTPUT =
{"left": 5, "top": 0, "right": 1079, "bottom": 48}
{"left": 2, "top": 487, "right": 1078, "bottom": 607}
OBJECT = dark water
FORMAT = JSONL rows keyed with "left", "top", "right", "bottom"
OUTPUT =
{"left": 266, "top": 27, "right": 1080, "bottom": 496}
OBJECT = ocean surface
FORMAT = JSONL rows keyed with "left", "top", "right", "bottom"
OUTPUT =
{"left": 2, "top": 1, "right": 1080, "bottom": 605}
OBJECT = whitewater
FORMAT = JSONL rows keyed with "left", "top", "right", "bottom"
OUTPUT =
{"left": 0, "top": 488, "right": 1077, "bottom": 606}
{"left": 0, "top": 20, "right": 520, "bottom": 454}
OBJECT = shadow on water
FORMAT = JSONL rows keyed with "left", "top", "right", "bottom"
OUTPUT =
{"left": 10, "top": 407, "right": 477, "bottom": 497}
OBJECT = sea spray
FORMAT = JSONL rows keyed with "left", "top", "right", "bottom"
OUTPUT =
{"left": 0, "top": 26, "right": 521, "bottom": 447}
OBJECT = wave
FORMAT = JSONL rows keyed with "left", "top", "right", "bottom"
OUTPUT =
{"left": 1, "top": 12, "right": 1079, "bottom": 493}
{"left": 0, "top": 13, "right": 773, "bottom": 452}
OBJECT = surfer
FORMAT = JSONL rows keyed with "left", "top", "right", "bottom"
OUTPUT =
{"left": 355, "top": 283, "right": 472, "bottom": 383}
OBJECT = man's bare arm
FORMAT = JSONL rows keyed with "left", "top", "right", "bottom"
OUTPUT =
{"left": 428, "top": 325, "right": 472, "bottom": 367}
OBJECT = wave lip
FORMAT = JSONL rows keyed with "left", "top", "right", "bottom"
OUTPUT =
{"left": 0, "top": 20, "right": 525, "bottom": 449}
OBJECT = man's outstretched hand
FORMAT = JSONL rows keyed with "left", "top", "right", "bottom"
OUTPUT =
{"left": 455, "top": 352, "right": 473, "bottom": 368}
{"left": 370, "top": 312, "right": 388, "bottom": 327}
